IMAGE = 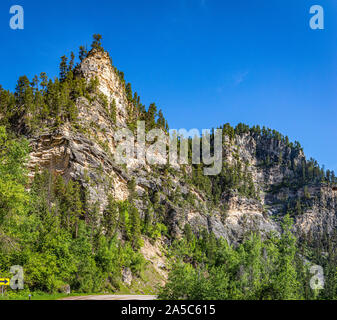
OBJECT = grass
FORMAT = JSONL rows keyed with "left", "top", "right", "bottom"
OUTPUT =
{"left": 0, "top": 291, "right": 101, "bottom": 301}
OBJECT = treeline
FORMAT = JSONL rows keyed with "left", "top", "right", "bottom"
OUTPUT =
{"left": 186, "top": 122, "right": 336, "bottom": 208}
{"left": 0, "top": 55, "right": 90, "bottom": 132}
{"left": 0, "top": 34, "right": 169, "bottom": 136}
{"left": 233, "top": 122, "right": 336, "bottom": 185}
{"left": 125, "top": 85, "right": 169, "bottom": 133}
{"left": 233, "top": 122, "right": 303, "bottom": 151}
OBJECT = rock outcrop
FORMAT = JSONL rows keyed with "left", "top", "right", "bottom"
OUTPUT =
{"left": 25, "top": 49, "right": 337, "bottom": 247}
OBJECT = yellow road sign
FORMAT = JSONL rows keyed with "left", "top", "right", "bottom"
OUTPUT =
{"left": 0, "top": 278, "right": 10, "bottom": 286}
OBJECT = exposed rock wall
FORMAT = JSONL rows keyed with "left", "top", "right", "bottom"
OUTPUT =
{"left": 25, "top": 50, "right": 337, "bottom": 246}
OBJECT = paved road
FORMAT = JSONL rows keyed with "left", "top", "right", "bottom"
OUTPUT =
{"left": 61, "top": 295, "right": 157, "bottom": 301}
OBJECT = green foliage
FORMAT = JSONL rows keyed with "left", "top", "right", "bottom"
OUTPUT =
{"left": 191, "top": 159, "right": 259, "bottom": 203}
{"left": 0, "top": 44, "right": 110, "bottom": 133}
{"left": 91, "top": 34, "right": 104, "bottom": 52}
{"left": 160, "top": 216, "right": 309, "bottom": 300}
{"left": 1, "top": 36, "right": 337, "bottom": 300}
{"left": 2, "top": 71, "right": 87, "bottom": 132}
{"left": 0, "top": 126, "right": 146, "bottom": 294}
{"left": 79, "top": 45, "right": 88, "bottom": 61}
{"left": 59, "top": 56, "right": 69, "bottom": 82}
{"left": 146, "top": 103, "right": 158, "bottom": 131}
{"left": 221, "top": 123, "right": 235, "bottom": 140}
{"left": 127, "top": 178, "right": 137, "bottom": 201}
{"left": 110, "top": 99, "right": 117, "bottom": 123}
{"left": 129, "top": 205, "right": 143, "bottom": 250}
{"left": 0, "top": 126, "right": 30, "bottom": 250}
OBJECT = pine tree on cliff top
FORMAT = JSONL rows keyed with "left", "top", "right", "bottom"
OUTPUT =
{"left": 91, "top": 34, "right": 104, "bottom": 52}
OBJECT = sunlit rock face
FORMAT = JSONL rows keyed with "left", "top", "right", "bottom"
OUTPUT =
{"left": 25, "top": 49, "right": 337, "bottom": 247}
{"left": 77, "top": 49, "right": 129, "bottom": 126}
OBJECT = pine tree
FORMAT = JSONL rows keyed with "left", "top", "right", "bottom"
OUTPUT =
{"left": 69, "top": 180, "right": 84, "bottom": 238}
{"left": 295, "top": 198, "right": 302, "bottom": 215}
{"left": 103, "top": 196, "right": 119, "bottom": 239}
{"left": 91, "top": 34, "right": 103, "bottom": 52}
{"left": 273, "top": 215, "right": 302, "bottom": 299}
{"left": 69, "top": 52, "right": 75, "bottom": 71}
{"left": 157, "top": 109, "right": 166, "bottom": 130}
{"left": 129, "top": 205, "right": 142, "bottom": 249}
{"left": 128, "top": 178, "right": 137, "bottom": 201}
{"left": 15, "top": 75, "right": 31, "bottom": 105}
{"left": 125, "top": 83, "right": 133, "bottom": 102}
{"left": 15, "top": 76, "right": 35, "bottom": 128}
{"left": 59, "top": 56, "right": 68, "bottom": 82}
{"left": 278, "top": 151, "right": 283, "bottom": 165}
{"left": 184, "top": 224, "right": 193, "bottom": 243}
{"left": 110, "top": 99, "right": 117, "bottom": 123}
{"left": 40, "top": 72, "right": 48, "bottom": 90}
{"left": 32, "top": 75, "right": 39, "bottom": 91}
{"left": 79, "top": 45, "right": 88, "bottom": 61}
{"left": 143, "top": 205, "right": 154, "bottom": 235}
{"left": 146, "top": 103, "right": 157, "bottom": 131}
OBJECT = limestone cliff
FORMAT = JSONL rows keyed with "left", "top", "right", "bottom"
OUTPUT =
{"left": 25, "top": 49, "right": 337, "bottom": 250}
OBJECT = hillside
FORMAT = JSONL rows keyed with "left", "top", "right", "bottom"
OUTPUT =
{"left": 0, "top": 36, "right": 336, "bottom": 299}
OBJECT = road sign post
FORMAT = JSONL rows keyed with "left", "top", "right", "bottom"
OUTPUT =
{"left": 0, "top": 279, "right": 10, "bottom": 297}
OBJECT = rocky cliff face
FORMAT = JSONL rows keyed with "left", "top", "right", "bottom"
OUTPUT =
{"left": 25, "top": 49, "right": 337, "bottom": 247}
{"left": 295, "top": 185, "right": 337, "bottom": 237}
{"left": 76, "top": 50, "right": 129, "bottom": 126}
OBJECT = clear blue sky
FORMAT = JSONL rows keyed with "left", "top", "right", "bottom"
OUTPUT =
{"left": 0, "top": 0, "right": 336, "bottom": 171}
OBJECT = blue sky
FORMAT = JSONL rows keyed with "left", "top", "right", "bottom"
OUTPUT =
{"left": 0, "top": 0, "right": 336, "bottom": 171}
